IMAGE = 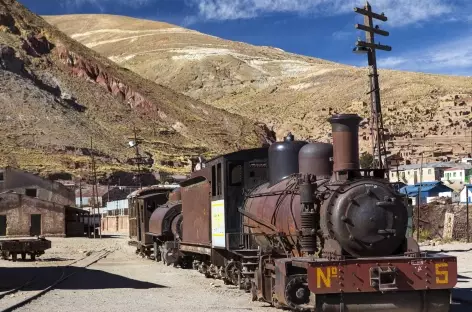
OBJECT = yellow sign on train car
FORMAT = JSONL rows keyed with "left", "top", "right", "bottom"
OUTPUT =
{"left": 211, "top": 200, "right": 225, "bottom": 248}
{"left": 435, "top": 263, "right": 449, "bottom": 285}
{"left": 316, "top": 266, "right": 338, "bottom": 288}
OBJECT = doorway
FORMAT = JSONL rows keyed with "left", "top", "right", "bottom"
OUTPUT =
{"left": 30, "top": 214, "right": 41, "bottom": 236}
{"left": 0, "top": 215, "right": 6, "bottom": 236}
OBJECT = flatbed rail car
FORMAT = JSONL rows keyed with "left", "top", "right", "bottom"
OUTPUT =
{"left": 0, "top": 237, "right": 51, "bottom": 261}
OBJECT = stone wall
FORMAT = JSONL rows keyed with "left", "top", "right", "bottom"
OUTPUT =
{"left": 0, "top": 192, "right": 65, "bottom": 237}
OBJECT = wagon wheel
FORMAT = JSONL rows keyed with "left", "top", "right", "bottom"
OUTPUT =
{"left": 284, "top": 275, "right": 311, "bottom": 312}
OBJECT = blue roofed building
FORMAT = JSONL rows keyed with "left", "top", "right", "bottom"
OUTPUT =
{"left": 399, "top": 181, "right": 453, "bottom": 205}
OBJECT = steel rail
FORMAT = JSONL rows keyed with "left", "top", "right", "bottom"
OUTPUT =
{"left": 0, "top": 249, "right": 114, "bottom": 312}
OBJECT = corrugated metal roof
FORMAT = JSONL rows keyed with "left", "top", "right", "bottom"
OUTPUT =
{"left": 399, "top": 182, "right": 453, "bottom": 195}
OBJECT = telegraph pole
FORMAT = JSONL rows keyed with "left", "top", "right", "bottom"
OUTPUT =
{"left": 128, "top": 127, "right": 145, "bottom": 189}
{"left": 90, "top": 137, "right": 96, "bottom": 239}
{"left": 353, "top": 2, "right": 391, "bottom": 171}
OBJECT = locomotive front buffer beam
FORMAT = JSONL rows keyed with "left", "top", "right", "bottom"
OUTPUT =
{"left": 271, "top": 255, "right": 457, "bottom": 312}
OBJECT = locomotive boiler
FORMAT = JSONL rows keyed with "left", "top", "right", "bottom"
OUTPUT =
{"left": 148, "top": 113, "right": 457, "bottom": 312}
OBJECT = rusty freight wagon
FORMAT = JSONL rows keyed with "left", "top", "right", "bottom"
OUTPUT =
{"left": 0, "top": 237, "right": 51, "bottom": 261}
{"left": 127, "top": 185, "right": 179, "bottom": 256}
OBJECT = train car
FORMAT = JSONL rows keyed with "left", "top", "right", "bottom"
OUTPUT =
{"left": 148, "top": 148, "right": 269, "bottom": 280}
{"left": 127, "top": 184, "right": 179, "bottom": 255}
{"left": 148, "top": 113, "right": 457, "bottom": 311}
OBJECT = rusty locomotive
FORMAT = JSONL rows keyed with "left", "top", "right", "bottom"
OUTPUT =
{"left": 147, "top": 114, "right": 457, "bottom": 311}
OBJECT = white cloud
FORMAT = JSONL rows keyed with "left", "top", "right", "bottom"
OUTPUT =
{"left": 377, "top": 34, "right": 472, "bottom": 75}
{"left": 188, "top": 0, "right": 455, "bottom": 26}
{"left": 378, "top": 57, "right": 409, "bottom": 68}
{"left": 332, "top": 30, "right": 351, "bottom": 40}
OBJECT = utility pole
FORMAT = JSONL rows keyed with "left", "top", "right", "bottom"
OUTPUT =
{"left": 353, "top": 2, "right": 391, "bottom": 171}
{"left": 416, "top": 152, "right": 424, "bottom": 242}
{"left": 79, "top": 178, "right": 83, "bottom": 208}
{"left": 90, "top": 137, "right": 96, "bottom": 239}
{"left": 128, "top": 127, "right": 146, "bottom": 189}
{"left": 467, "top": 185, "right": 470, "bottom": 243}
{"left": 90, "top": 137, "right": 101, "bottom": 239}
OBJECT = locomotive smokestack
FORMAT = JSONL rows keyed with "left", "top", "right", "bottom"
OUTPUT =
{"left": 328, "top": 114, "right": 362, "bottom": 172}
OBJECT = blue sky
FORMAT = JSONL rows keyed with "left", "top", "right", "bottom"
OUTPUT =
{"left": 21, "top": 0, "right": 472, "bottom": 76}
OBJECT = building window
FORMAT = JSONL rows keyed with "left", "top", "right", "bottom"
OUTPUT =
{"left": 25, "top": 188, "right": 37, "bottom": 197}
{"left": 0, "top": 172, "right": 3, "bottom": 181}
{"left": 428, "top": 169, "right": 432, "bottom": 174}
{"left": 460, "top": 172, "right": 463, "bottom": 177}
{"left": 453, "top": 172, "right": 457, "bottom": 178}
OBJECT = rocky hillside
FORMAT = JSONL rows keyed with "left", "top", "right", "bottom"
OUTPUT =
{"left": 0, "top": 1, "right": 272, "bottom": 178}
{"left": 46, "top": 14, "right": 472, "bottom": 164}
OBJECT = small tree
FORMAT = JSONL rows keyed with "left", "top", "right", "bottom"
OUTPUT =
{"left": 360, "top": 152, "right": 374, "bottom": 169}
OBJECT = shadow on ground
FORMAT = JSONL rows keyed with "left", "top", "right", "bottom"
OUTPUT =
{"left": 452, "top": 288, "right": 472, "bottom": 312}
{"left": 0, "top": 266, "right": 165, "bottom": 292}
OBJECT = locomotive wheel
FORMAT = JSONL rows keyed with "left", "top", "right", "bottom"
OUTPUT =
{"left": 1, "top": 251, "right": 9, "bottom": 260}
{"left": 224, "top": 261, "right": 242, "bottom": 285}
{"left": 284, "top": 275, "right": 311, "bottom": 312}
{"left": 153, "top": 242, "right": 160, "bottom": 262}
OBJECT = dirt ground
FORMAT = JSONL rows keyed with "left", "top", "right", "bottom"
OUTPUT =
{"left": 0, "top": 235, "right": 471, "bottom": 312}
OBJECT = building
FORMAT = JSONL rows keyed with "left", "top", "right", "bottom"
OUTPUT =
{"left": 0, "top": 167, "right": 75, "bottom": 206}
{"left": 75, "top": 185, "right": 109, "bottom": 208}
{"left": 399, "top": 181, "right": 453, "bottom": 205}
{"left": 75, "top": 185, "right": 138, "bottom": 208}
{"left": 442, "top": 166, "right": 472, "bottom": 183}
{"left": 440, "top": 163, "right": 472, "bottom": 194}
{"left": 389, "top": 163, "right": 453, "bottom": 185}
{"left": 0, "top": 167, "right": 89, "bottom": 237}
{"left": 461, "top": 158, "right": 472, "bottom": 165}
{"left": 460, "top": 185, "right": 472, "bottom": 203}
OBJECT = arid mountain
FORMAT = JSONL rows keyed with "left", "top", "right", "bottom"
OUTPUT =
{"left": 0, "top": 0, "right": 271, "bottom": 178}
{"left": 47, "top": 14, "right": 472, "bottom": 164}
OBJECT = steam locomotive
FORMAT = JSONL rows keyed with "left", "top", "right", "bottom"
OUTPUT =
{"left": 147, "top": 114, "right": 457, "bottom": 311}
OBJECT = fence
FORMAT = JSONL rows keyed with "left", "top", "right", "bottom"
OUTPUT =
{"left": 101, "top": 215, "right": 129, "bottom": 234}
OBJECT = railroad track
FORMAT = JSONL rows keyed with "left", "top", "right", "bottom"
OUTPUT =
{"left": 0, "top": 248, "right": 114, "bottom": 312}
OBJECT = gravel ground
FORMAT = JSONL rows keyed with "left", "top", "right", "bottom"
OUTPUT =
{"left": 0, "top": 236, "right": 471, "bottom": 312}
